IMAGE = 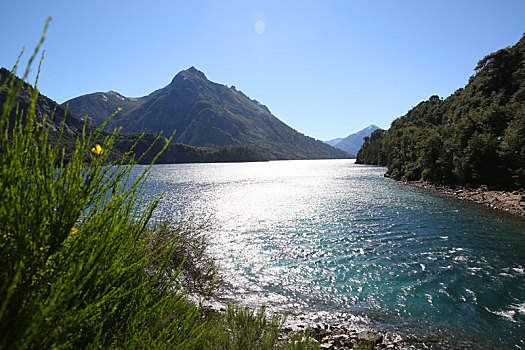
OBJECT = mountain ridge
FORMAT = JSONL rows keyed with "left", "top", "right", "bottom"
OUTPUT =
{"left": 64, "top": 67, "right": 349, "bottom": 160}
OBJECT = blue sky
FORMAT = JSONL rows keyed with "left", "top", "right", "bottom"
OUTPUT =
{"left": 1, "top": 1, "right": 524, "bottom": 140}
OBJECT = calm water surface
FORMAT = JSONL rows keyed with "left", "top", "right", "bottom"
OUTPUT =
{"left": 134, "top": 159, "right": 525, "bottom": 348}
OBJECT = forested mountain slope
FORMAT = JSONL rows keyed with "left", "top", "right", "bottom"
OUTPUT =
{"left": 356, "top": 33, "right": 525, "bottom": 189}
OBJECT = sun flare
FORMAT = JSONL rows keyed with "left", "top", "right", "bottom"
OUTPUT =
{"left": 253, "top": 12, "right": 266, "bottom": 34}
{"left": 254, "top": 20, "right": 265, "bottom": 34}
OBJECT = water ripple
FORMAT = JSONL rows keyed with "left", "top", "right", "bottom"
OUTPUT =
{"left": 137, "top": 160, "right": 525, "bottom": 349}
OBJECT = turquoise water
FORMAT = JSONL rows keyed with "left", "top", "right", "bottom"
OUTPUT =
{"left": 135, "top": 159, "right": 525, "bottom": 348}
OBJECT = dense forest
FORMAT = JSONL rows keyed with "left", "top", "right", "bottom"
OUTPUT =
{"left": 356, "top": 33, "right": 525, "bottom": 189}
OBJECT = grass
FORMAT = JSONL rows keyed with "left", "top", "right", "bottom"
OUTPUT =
{"left": 0, "top": 18, "right": 320, "bottom": 350}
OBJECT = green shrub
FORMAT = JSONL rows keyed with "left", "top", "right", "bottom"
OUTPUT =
{"left": 146, "top": 219, "right": 221, "bottom": 297}
{"left": 0, "top": 20, "right": 201, "bottom": 349}
{"left": 196, "top": 305, "right": 320, "bottom": 350}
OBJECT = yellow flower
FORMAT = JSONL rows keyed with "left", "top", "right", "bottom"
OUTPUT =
{"left": 91, "top": 144, "right": 103, "bottom": 155}
{"left": 70, "top": 228, "right": 78, "bottom": 235}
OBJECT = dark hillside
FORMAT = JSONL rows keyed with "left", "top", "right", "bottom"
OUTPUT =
{"left": 356, "top": 33, "right": 525, "bottom": 189}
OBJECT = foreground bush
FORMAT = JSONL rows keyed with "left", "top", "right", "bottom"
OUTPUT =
{"left": 0, "top": 22, "right": 203, "bottom": 349}
{"left": 146, "top": 219, "right": 221, "bottom": 298}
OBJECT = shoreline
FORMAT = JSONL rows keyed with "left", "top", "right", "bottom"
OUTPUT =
{"left": 398, "top": 178, "right": 525, "bottom": 218}
{"left": 205, "top": 302, "right": 408, "bottom": 349}
{"left": 203, "top": 299, "right": 479, "bottom": 350}
{"left": 279, "top": 311, "right": 484, "bottom": 350}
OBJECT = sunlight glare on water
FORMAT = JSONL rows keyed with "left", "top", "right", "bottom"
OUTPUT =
{"left": 136, "top": 159, "right": 525, "bottom": 349}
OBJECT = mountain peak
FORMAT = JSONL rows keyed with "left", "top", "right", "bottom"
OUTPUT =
{"left": 183, "top": 66, "right": 207, "bottom": 79}
{"left": 170, "top": 66, "right": 207, "bottom": 85}
{"left": 324, "top": 124, "right": 380, "bottom": 157}
{"left": 106, "top": 90, "right": 126, "bottom": 100}
{"left": 63, "top": 66, "right": 349, "bottom": 160}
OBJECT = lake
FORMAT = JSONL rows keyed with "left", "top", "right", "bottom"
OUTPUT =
{"left": 133, "top": 159, "right": 525, "bottom": 349}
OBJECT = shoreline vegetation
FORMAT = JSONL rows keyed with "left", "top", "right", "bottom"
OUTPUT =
{"left": 356, "top": 33, "right": 525, "bottom": 208}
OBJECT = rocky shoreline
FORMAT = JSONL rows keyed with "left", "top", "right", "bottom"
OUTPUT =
{"left": 203, "top": 299, "right": 433, "bottom": 349}
{"left": 402, "top": 179, "right": 525, "bottom": 217}
{"left": 285, "top": 326, "right": 398, "bottom": 349}
{"left": 281, "top": 319, "right": 406, "bottom": 350}
{"left": 281, "top": 314, "right": 482, "bottom": 349}
{"left": 202, "top": 298, "right": 408, "bottom": 349}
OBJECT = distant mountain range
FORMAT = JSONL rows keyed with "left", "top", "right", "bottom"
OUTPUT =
{"left": 64, "top": 67, "right": 349, "bottom": 160}
{"left": 324, "top": 125, "right": 379, "bottom": 157}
